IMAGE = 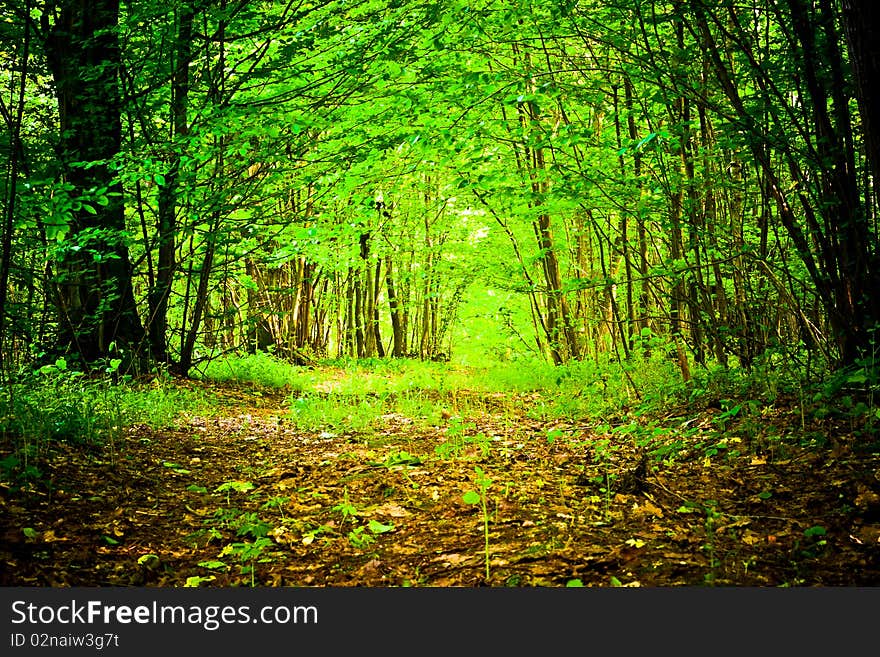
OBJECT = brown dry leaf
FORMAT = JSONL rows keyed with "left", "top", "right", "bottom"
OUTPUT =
{"left": 372, "top": 502, "right": 411, "bottom": 518}
{"left": 41, "top": 529, "right": 67, "bottom": 543}
{"left": 270, "top": 526, "right": 293, "bottom": 544}
{"left": 854, "top": 485, "right": 880, "bottom": 511}
{"left": 631, "top": 501, "right": 664, "bottom": 520}
{"left": 356, "top": 559, "right": 383, "bottom": 577}
{"left": 852, "top": 525, "right": 880, "bottom": 544}
{"left": 432, "top": 553, "right": 471, "bottom": 566}
{"left": 741, "top": 530, "right": 762, "bottom": 546}
{"left": 716, "top": 518, "right": 751, "bottom": 534}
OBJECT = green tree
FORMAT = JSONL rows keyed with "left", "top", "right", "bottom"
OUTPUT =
{"left": 42, "top": 0, "right": 145, "bottom": 364}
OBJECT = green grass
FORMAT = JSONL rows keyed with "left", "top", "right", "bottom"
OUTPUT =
{"left": 0, "top": 362, "right": 211, "bottom": 485}
{"left": 196, "top": 350, "right": 318, "bottom": 390}
{"left": 3, "top": 343, "right": 848, "bottom": 489}
{"left": 194, "top": 349, "right": 695, "bottom": 435}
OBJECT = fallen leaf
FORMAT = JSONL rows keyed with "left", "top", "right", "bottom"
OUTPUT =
{"left": 372, "top": 502, "right": 411, "bottom": 518}
{"left": 855, "top": 486, "right": 880, "bottom": 511}
{"left": 41, "top": 529, "right": 67, "bottom": 543}
{"left": 631, "top": 501, "right": 664, "bottom": 520}
{"left": 433, "top": 553, "right": 471, "bottom": 566}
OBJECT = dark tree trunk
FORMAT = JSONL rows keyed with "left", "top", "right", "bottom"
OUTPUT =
{"left": 0, "top": 0, "right": 31, "bottom": 373}
{"left": 786, "top": 0, "right": 879, "bottom": 365}
{"left": 695, "top": 1, "right": 880, "bottom": 368}
{"left": 43, "top": 0, "right": 145, "bottom": 364}
{"left": 840, "top": 0, "right": 880, "bottom": 202}
{"left": 150, "top": 6, "right": 193, "bottom": 363}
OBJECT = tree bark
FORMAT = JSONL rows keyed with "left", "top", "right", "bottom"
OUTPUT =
{"left": 149, "top": 5, "right": 193, "bottom": 363}
{"left": 44, "top": 0, "right": 145, "bottom": 365}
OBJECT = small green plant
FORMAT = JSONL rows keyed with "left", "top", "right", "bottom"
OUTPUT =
{"left": 435, "top": 419, "right": 490, "bottom": 460}
{"left": 435, "top": 418, "right": 474, "bottom": 459}
{"left": 546, "top": 428, "right": 564, "bottom": 444}
{"left": 231, "top": 512, "right": 272, "bottom": 539}
{"left": 215, "top": 480, "right": 255, "bottom": 506}
{"left": 301, "top": 523, "right": 334, "bottom": 546}
{"left": 380, "top": 450, "right": 422, "bottom": 468}
{"left": 701, "top": 501, "right": 722, "bottom": 585}
{"left": 591, "top": 438, "right": 617, "bottom": 521}
{"left": 219, "top": 537, "right": 275, "bottom": 587}
{"left": 463, "top": 465, "right": 493, "bottom": 582}
{"left": 347, "top": 526, "right": 375, "bottom": 549}
{"left": 798, "top": 525, "right": 828, "bottom": 558}
{"left": 332, "top": 488, "right": 360, "bottom": 524}
{"left": 347, "top": 519, "right": 394, "bottom": 550}
{"left": 261, "top": 495, "right": 291, "bottom": 522}
{"left": 367, "top": 519, "right": 394, "bottom": 534}
{"left": 211, "top": 507, "right": 243, "bottom": 530}
{"left": 184, "top": 575, "right": 216, "bottom": 587}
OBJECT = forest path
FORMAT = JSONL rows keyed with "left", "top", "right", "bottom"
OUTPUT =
{"left": 2, "top": 382, "right": 879, "bottom": 586}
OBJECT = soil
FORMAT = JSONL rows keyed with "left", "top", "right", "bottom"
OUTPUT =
{"left": 2, "top": 380, "right": 880, "bottom": 587}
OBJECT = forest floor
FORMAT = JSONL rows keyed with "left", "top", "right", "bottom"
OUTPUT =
{"left": 3, "top": 369, "right": 880, "bottom": 587}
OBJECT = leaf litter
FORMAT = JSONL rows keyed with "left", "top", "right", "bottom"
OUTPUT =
{"left": 2, "top": 380, "right": 880, "bottom": 587}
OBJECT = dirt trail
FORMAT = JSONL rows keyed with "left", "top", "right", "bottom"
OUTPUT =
{"left": 3, "top": 384, "right": 880, "bottom": 586}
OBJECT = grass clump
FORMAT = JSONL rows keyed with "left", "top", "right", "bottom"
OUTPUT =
{"left": 289, "top": 393, "right": 388, "bottom": 433}
{"left": 0, "top": 358, "right": 210, "bottom": 487}
{"left": 197, "top": 351, "right": 314, "bottom": 390}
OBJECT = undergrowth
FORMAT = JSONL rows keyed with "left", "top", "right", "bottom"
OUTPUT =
{"left": 200, "top": 346, "right": 880, "bottom": 456}
{"left": 7, "top": 343, "right": 877, "bottom": 490}
{"left": 0, "top": 358, "right": 210, "bottom": 487}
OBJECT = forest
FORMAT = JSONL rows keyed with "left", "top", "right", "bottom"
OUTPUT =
{"left": 1, "top": 0, "right": 879, "bottom": 587}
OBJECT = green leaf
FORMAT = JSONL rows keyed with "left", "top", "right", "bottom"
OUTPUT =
{"left": 184, "top": 575, "right": 215, "bottom": 587}
{"left": 138, "top": 554, "right": 161, "bottom": 568}
{"left": 238, "top": 274, "right": 259, "bottom": 291}
{"left": 566, "top": 578, "right": 584, "bottom": 587}
{"left": 367, "top": 519, "right": 395, "bottom": 534}
{"left": 215, "top": 481, "right": 255, "bottom": 494}
{"left": 462, "top": 490, "right": 481, "bottom": 505}
{"left": 546, "top": 429, "right": 563, "bottom": 444}
{"left": 197, "top": 560, "right": 228, "bottom": 570}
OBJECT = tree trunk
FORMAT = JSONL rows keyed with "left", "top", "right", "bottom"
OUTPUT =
{"left": 44, "top": 0, "right": 145, "bottom": 365}
{"left": 149, "top": 5, "right": 192, "bottom": 363}
{"left": 385, "top": 257, "right": 406, "bottom": 357}
{"left": 0, "top": 1, "right": 30, "bottom": 373}
{"left": 840, "top": 0, "right": 880, "bottom": 206}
